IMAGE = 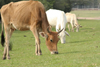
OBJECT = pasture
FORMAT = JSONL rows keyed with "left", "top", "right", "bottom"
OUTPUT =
{"left": 0, "top": 19, "right": 100, "bottom": 67}
{"left": 71, "top": 10, "right": 100, "bottom": 17}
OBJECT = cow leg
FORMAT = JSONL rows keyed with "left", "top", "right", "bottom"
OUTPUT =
{"left": 35, "top": 34, "right": 42, "bottom": 55}
{"left": 76, "top": 24, "right": 79, "bottom": 32}
{"left": 70, "top": 18, "right": 74, "bottom": 32}
{"left": 56, "top": 25, "right": 60, "bottom": 32}
{"left": 10, "top": 29, "right": 15, "bottom": 38}
{"left": 30, "top": 27, "right": 42, "bottom": 55}
{"left": 35, "top": 40, "right": 38, "bottom": 55}
{"left": 71, "top": 22, "right": 74, "bottom": 32}
{"left": 3, "top": 28, "right": 14, "bottom": 60}
{"left": 68, "top": 23, "right": 70, "bottom": 32}
{"left": 3, "top": 46, "right": 7, "bottom": 60}
{"left": 3, "top": 25, "right": 10, "bottom": 60}
{"left": 35, "top": 38, "right": 41, "bottom": 55}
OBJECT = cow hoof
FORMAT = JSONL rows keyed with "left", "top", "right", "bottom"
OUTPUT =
{"left": 7, "top": 57, "right": 11, "bottom": 60}
{"left": 35, "top": 53, "right": 41, "bottom": 55}
{"left": 36, "top": 53, "right": 38, "bottom": 55}
{"left": 3, "top": 57, "right": 6, "bottom": 60}
{"left": 36, "top": 53, "right": 42, "bottom": 56}
{"left": 38, "top": 53, "right": 42, "bottom": 56}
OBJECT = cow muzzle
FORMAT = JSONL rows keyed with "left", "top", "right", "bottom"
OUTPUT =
{"left": 51, "top": 51, "right": 58, "bottom": 54}
{"left": 61, "top": 39, "right": 66, "bottom": 44}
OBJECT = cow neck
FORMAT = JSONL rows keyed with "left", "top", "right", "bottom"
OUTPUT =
{"left": 42, "top": 21, "right": 50, "bottom": 34}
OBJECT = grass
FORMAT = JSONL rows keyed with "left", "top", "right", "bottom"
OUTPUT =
{"left": 71, "top": 10, "right": 100, "bottom": 17}
{"left": 0, "top": 20, "right": 100, "bottom": 67}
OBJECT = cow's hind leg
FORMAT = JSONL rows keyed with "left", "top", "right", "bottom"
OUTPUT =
{"left": 3, "top": 27, "right": 14, "bottom": 60}
{"left": 30, "top": 27, "right": 42, "bottom": 55}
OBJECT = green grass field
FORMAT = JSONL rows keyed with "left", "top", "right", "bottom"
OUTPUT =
{"left": 0, "top": 20, "right": 100, "bottom": 67}
{"left": 71, "top": 10, "right": 100, "bottom": 17}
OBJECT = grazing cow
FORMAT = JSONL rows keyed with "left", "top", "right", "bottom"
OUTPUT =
{"left": 46, "top": 9, "right": 69, "bottom": 44}
{"left": 66, "top": 13, "right": 80, "bottom": 32}
{"left": 0, "top": 0, "right": 63, "bottom": 60}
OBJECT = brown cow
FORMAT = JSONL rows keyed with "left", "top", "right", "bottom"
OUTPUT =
{"left": 0, "top": 0, "right": 63, "bottom": 60}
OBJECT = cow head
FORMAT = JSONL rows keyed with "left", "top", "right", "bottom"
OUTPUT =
{"left": 59, "top": 30, "right": 69, "bottom": 44}
{"left": 39, "top": 27, "right": 63, "bottom": 54}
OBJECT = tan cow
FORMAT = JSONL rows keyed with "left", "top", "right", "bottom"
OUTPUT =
{"left": 0, "top": 0, "right": 63, "bottom": 60}
{"left": 66, "top": 13, "right": 80, "bottom": 32}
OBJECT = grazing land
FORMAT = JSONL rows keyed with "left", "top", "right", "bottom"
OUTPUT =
{"left": 71, "top": 10, "right": 100, "bottom": 17}
{"left": 0, "top": 19, "right": 100, "bottom": 67}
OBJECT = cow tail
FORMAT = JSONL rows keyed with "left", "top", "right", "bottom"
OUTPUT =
{"left": 1, "top": 21, "right": 5, "bottom": 47}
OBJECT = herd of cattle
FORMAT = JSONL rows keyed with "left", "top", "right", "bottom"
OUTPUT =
{"left": 0, "top": 0, "right": 81, "bottom": 60}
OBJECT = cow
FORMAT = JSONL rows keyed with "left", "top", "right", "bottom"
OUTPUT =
{"left": 0, "top": 0, "right": 63, "bottom": 60}
{"left": 66, "top": 13, "right": 80, "bottom": 32}
{"left": 46, "top": 9, "right": 69, "bottom": 44}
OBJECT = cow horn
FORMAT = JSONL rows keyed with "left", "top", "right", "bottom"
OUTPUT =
{"left": 58, "top": 28, "right": 64, "bottom": 34}
{"left": 47, "top": 26, "right": 51, "bottom": 33}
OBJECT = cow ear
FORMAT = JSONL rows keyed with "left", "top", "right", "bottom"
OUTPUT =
{"left": 39, "top": 32, "right": 48, "bottom": 38}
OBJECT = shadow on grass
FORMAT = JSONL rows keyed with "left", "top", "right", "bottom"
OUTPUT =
{"left": 66, "top": 51, "right": 86, "bottom": 54}
{"left": 81, "top": 28, "right": 94, "bottom": 32}
{"left": 69, "top": 40, "right": 91, "bottom": 43}
{"left": 59, "top": 50, "right": 86, "bottom": 55}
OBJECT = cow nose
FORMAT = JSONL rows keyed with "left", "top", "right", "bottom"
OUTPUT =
{"left": 51, "top": 51, "right": 58, "bottom": 54}
{"left": 55, "top": 51, "right": 58, "bottom": 54}
{"left": 61, "top": 41, "right": 66, "bottom": 44}
{"left": 61, "top": 42, "right": 65, "bottom": 44}
{"left": 61, "top": 39, "right": 66, "bottom": 44}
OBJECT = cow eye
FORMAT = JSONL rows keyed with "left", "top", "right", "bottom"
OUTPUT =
{"left": 50, "top": 39, "right": 53, "bottom": 42}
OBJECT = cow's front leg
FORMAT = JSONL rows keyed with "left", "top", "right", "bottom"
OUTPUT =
{"left": 30, "top": 27, "right": 42, "bottom": 55}
{"left": 35, "top": 42, "right": 42, "bottom": 55}
{"left": 56, "top": 25, "right": 59, "bottom": 32}
{"left": 35, "top": 42, "right": 38, "bottom": 55}
{"left": 71, "top": 23, "right": 74, "bottom": 32}
{"left": 37, "top": 39, "right": 42, "bottom": 55}
{"left": 35, "top": 38, "right": 42, "bottom": 55}
{"left": 68, "top": 24, "right": 70, "bottom": 32}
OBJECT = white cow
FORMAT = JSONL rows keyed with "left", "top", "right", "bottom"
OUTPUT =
{"left": 66, "top": 13, "right": 79, "bottom": 32}
{"left": 46, "top": 9, "right": 69, "bottom": 44}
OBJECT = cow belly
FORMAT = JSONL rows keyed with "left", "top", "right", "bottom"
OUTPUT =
{"left": 11, "top": 22, "right": 30, "bottom": 31}
{"left": 17, "top": 26, "right": 30, "bottom": 31}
